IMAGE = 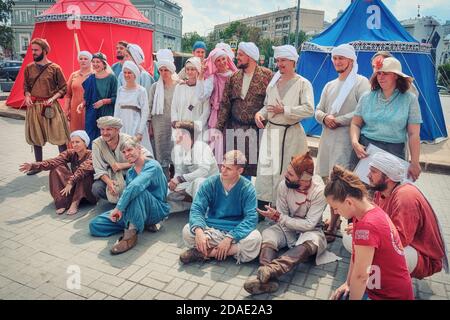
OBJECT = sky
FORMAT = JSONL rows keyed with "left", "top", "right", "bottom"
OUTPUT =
{"left": 177, "top": 0, "right": 450, "bottom": 36}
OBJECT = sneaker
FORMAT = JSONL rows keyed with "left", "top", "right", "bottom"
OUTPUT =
{"left": 179, "top": 248, "right": 208, "bottom": 264}
{"left": 26, "top": 169, "right": 41, "bottom": 176}
{"left": 243, "top": 278, "right": 279, "bottom": 295}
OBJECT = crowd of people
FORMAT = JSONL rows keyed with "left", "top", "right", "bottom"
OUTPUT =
{"left": 18, "top": 37, "right": 449, "bottom": 300}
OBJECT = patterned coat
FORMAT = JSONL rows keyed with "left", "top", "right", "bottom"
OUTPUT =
{"left": 216, "top": 66, "right": 273, "bottom": 176}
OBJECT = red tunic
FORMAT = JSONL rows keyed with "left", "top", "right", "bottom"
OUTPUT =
{"left": 374, "top": 184, "right": 445, "bottom": 279}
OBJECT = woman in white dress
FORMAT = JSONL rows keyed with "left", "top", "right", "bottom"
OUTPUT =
{"left": 114, "top": 61, "right": 153, "bottom": 155}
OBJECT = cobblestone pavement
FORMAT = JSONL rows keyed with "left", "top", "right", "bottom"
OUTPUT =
{"left": 0, "top": 116, "right": 449, "bottom": 300}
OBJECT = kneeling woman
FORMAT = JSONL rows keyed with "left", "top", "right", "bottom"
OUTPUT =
{"left": 19, "top": 130, "right": 97, "bottom": 215}
{"left": 324, "top": 165, "right": 414, "bottom": 300}
{"left": 89, "top": 138, "right": 170, "bottom": 255}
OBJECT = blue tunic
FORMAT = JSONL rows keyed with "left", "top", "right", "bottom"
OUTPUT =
{"left": 189, "top": 175, "right": 258, "bottom": 242}
{"left": 89, "top": 159, "right": 170, "bottom": 236}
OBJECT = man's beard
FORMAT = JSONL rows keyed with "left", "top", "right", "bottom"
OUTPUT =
{"left": 369, "top": 181, "right": 388, "bottom": 192}
{"left": 285, "top": 178, "right": 300, "bottom": 190}
{"left": 336, "top": 64, "right": 350, "bottom": 74}
{"left": 116, "top": 54, "right": 124, "bottom": 61}
{"left": 33, "top": 52, "right": 44, "bottom": 62}
{"left": 237, "top": 63, "right": 249, "bottom": 70}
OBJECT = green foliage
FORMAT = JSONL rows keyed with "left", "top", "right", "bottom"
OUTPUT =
{"left": 0, "top": 0, "right": 15, "bottom": 52}
{"left": 181, "top": 31, "right": 205, "bottom": 52}
{"left": 437, "top": 63, "right": 450, "bottom": 88}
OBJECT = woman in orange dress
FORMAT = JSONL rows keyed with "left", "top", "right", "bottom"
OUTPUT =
{"left": 65, "top": 51, "right": 93, "bottom": 131}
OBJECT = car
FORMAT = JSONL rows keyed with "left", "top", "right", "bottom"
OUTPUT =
{"left": 0, "top": 60, "right": 22, "bottom": 81}
{"left": 437, "top": 85, "right": 450, "bottom": 94}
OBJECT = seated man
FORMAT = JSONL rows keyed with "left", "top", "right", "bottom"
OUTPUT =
{"left": 91, "top": 116, "right": 152, "bottom": 204}
{"left": 244, "top": 152, "right": 340, "bottom": 295}
{"left": 367, "top": 152, "right": 448, "bottom": 279}
{"left": 89, "top": 138, "right": 170, "bottom": 255}
{"left": 180, "top": 150, "right": 262, "bottom": 264}
{"left": 168, "top": 122, "right": 219, "bottom": 204}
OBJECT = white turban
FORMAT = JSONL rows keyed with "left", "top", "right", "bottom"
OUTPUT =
{"left": 78, "top": 51, "right": 92, "bottom": 61}
{"left": 238, "top": 42, "right": 259, "bottom": 62}
{"left": 369, "top": 152, "right": 407, "bottom": 183}
{"left": 127, "top": 43, "right": 145, "bottom": 66}
{"left": 273, "top": 45, "right": 299, "bottom": 62}
{"left": 155, "top": 49, "right": 176, "bottom": 73}
{"left": 269, "top": 45, "right": 300, "bottom": 87}
{"left": 215, "top": 42, "right": 234, "bottom": 60}
{"left": 185, "top": 57, "right": 201, "bottom": 73}
{"left": 97, "top": 116, "right": 123, "bottom": 129}
{"left": 153, "top": 49, "right": 176, "bottom": 116}
{"left": 122, "top": 60, "right": 140, "bottom": 83}
{"left": 331, "top": 43, "right": 357, "bottom": 61}
{"left": 329, "top": 43, "right": 359, "bottom": 115}
{"left": 70, "top": 130, "right": 90, "bottom": 147}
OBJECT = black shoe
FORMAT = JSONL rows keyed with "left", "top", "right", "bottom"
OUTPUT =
{"left": 26, "top": 169, "right": 41, "bottom": 176}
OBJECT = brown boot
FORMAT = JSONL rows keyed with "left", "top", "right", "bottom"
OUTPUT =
{"left": 257, "top": 242, "right": 315, "bottom": 283}
{"left": 243, "top": 277, "right": 279, "bottom": 295}
{"left": 179, "top": 248, "right": 209, "bottom": 264}
{"left": 110, "top": 229, "right": 138, "bottom": 255}
{"left": 259, "top": 244, "right": 278, "bottom": 266}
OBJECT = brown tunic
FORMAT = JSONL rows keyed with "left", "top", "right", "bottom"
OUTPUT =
{"left": 216, "top": 66, "right": 273, "bottom": 176}
{"left": 23, "top": 62, "right": 70, "bottom": 146}
{"left": 31, "top": 149, "right": 96, "bottom": 209}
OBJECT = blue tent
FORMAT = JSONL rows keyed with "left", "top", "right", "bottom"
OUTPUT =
{"left": 297, "top": 0, "right": 447, "bottom": 142}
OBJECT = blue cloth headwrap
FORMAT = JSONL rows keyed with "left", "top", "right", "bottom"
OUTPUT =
{"left": 192, "top": 41, "right": 207, "bottom": 51}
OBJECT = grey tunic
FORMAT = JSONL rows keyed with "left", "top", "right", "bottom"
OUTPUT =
{"left": 149, "top": 83, "right": 176, "bottom": 168}
{"left": 315, "top": 75, "right": 370, "bottom": 177}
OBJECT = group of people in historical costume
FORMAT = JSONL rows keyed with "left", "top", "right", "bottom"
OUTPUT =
{"left": 18, "top": 37, "right": 449, "bottom": 300}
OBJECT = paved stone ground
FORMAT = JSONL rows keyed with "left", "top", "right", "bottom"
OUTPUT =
{"left": 0, "top": 116, "right": 449, "bottom": 300}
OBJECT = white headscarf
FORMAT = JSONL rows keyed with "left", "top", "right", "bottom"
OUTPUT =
{"left": 215, "top": 42, "right": 234, "bottom": 60}
{"left": 152, "top": 49, "right": 176, "bottom": 116}
{"left": 369, "top": 152, "right": 408, "bottom": 183}
{"left": 268, "top": 45, "right": 299, "bottom": 88}
{"left": 78, "top": 51, "right": 92, "bottom": 61}
{"left": 122, "top": 60, "right": 141, "bottom": 83}
{"left": 185, "top": 57, "right": 201, "bottom": 73}
{"left": 127, "top": 43, "right": 145, "bottom": 66}
{"left": 238, "top": 42, "right": 259, "bottom": 62}
{"left": 70, "top": 130, "right": 90, "bottom": 147}
{"left": 329, "top": 43, "right": 359, "bottom": 115}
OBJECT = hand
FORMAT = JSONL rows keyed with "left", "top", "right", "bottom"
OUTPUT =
{"left": 324, "top": 115, "right": 339, "bottom": 129}
{"left": 344, "top": 223, "right": 353, "bottom": 235}
{"left": 19, "top": 163, "right": 33, "bottom": 173}
{"left": 198, "top": 61, "right": 206, "bottom": 80}
{"left": 255, "top": 112, "right": 265, "bottom": 129}
{"left": 60, "top": 183, "right": 73, "bottom": 197}
{"left": 407, "top": 162, "right": 421, "bottom": 182}
{"left": 171, "top": 121, "right": 178, "bottom": 129}
{"left": 24, "top": 95, "right": 33, "bottom": 107}
{"left": 352, "top": 142, "right": 368, "bottom": 159}
{"left": 257, "top": 205, "right": 280, "bottom": 222}
{"left": 330, "top": 282, "right": 350, "bottom": 300}
{"left": 194, "top": 228, "right": 210, "bottom": 257}
{"left": 45, "top": 97, "right": 54, "bottom": 106}
{"left": 93, "top": 99, "right": 104, "bottom": 109}
{"left": 168, "top": 178, "right": 179, "bottom": 191}
{"left": 76, "top": 102, "right": 85, "bottom": 114}
{"left": 107, "top": 181, "right": 118, "bottom": 197}
{"left": 214, "top": 237, "right": 232, "bottom": 261}
{"left": 267, "top": 100, "right": 284, "bottom": 114}
{"left": 135, "top": 134, "right": 143, "bottom": 142}
{"left": 109, "top": 208, "right": 122, "bottom": 223}
{"left": 111, "top": 163, "right": 123, "bottom": 173}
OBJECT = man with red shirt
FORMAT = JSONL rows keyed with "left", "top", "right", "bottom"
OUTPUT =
{"left": 368, "top": 152, "right": 449, "bottom": 279}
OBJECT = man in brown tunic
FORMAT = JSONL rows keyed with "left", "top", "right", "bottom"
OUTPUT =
{"left": 216, "top": 42, "right": 272, "bottom": 177}
{"left": 23, "top": 38, "right": 70, "bottom": 175}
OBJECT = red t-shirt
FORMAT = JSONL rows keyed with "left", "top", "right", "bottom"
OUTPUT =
{"left": 352, "top": 207, "right": 414, "bottom": 300}
{"left": 374, "top": 184, "right": 445, "bottom": 279}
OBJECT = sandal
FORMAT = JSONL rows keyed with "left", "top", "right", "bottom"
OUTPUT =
{"left": 110, "top": 233, "right": 137, "bottom": 255}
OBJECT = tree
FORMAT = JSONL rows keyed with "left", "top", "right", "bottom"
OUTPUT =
{"left": 0, "top": 0, "right": 15, "bottom": 55}
{"left": 181, "top": 31, "right": 205, "bottom": 53}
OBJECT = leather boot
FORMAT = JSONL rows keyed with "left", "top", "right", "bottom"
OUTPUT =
{"left": 259, "top": 243, "right": 278, "bottom": 266}
{"left": 257, "top": 242, "right": 315, "bottom": 283}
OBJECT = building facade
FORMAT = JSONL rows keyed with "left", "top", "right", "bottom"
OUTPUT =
{"left": 10, "top": 0, "right": 182, "bottom": 59}
{"left": 401, "top": 16, "right": 450, "bottom": 68}
{"left": 213, "top": 7, "right": 324, "bottom": 40}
